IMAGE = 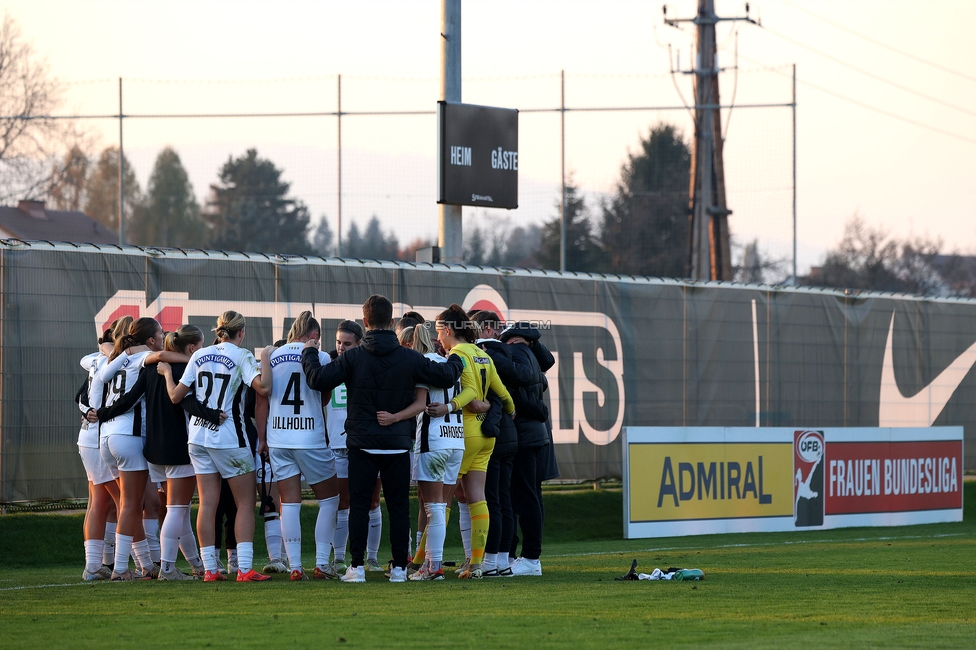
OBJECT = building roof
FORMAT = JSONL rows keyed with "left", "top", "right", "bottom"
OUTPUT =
{"left": 0, "top": 200, "right": 118, "bottom": 245}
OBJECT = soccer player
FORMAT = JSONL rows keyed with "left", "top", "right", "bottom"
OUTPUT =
{"left": 159, "top": 310, "right": 273, "bottom": 582}
{"left": 97, "top": 317, "right": 164, "bottom": 580}
{"left": 302, "top": 295, "right": 462, "bottom": 583}
{"left": 256, "top": 311, "right": 341, "bottom": 581}
{"left": 325, "top": 319, "right": 365, "bottom": 573}
{"left": 396, "top": 324, "right": 464, "bottom": 581}
{"left": 428, "top": 304, "right": 516, "bottom": 579}
{"left": 77, "top": 329, "right": 120, "bottom": 581}
{"left": 102, "top": 324, "right": 221, "bottom": 580}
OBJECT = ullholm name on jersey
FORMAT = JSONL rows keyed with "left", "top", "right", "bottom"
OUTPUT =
{"left": 273, "top": 416, "right": 316, "bottom": 431}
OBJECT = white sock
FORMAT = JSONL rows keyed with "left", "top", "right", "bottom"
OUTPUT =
{"left": 201, "top": 545, "right": 217, "bottom": 573}
{"left": 497, "top": 553, "right": 510, "bottom": 571}
{"left": 415, "top": 529, "right": 423, "bottom": 553}
{"left": 178, "top": 507, "right": 202, "bottom": 567}
{"left": 114, "top": 533, "right": 133, "bottom": 573}
{"left": 132, "top": 538, "right": 152, "bottom": 572}
{"left": 103, "top": 522, "right": 117, "bottom": 566}
{"left": 237, "top": 542, "right": 253, "bottom": 573}
{"left": 281, "top": 502, "right": 303, "bottom": 571}
{"left": 228, "top": 548, "right": 238, "bottom": 568}
{"left": 483, "top": 552, "right": 497, "bottom": 572}
{"left": 160, "top": 505, "right": 186, "bottom": 574}
{"left": 143, "top": 519, "right": 160, "bottom": 563}
{"left": 84, "top": 539, "right": 104, "bottom": 573}
{"left": 333, "top": 508, "right": 349, "bottom": 562}
{"left": 459, "top": 503, "right": 472, "bottom": 559}
{"left": 315, "top": 496, "right": 339, "bottom": 569}
{"left": 424, "top": 502, "right": 447, "bottom": 571}
{"left": 366, "top": 506, "right": 382, "bottom": 561}
{"left": 264, "top": 515, "right": 283, "bottom": 561}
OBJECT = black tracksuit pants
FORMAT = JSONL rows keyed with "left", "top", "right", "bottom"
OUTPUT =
{"left": 485, "top": 447, "right": 516, "bottom": 556}
{"left": 511, "top": 445, "right": 545, "bottom": 560}
{"left": 348, "top": 448, "right": 411, "bottom": 569}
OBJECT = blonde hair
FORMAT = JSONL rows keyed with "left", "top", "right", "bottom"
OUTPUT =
{"left": 398, "top": 326, "right": 414, "bottom": 346}
{"left": 164, "top": 324, "right": 204, "bottom": 353}
{"left": 111, "top": 315, "right": 133, "bottom": 344}
{"left": 214, "top": 310, "right": 245, "bottom": 342}
{"left": 412, "top": 323, "right": 435, "bottom": 355}
{"left": 287, "top": 311, "right": 320, "bottom": 343}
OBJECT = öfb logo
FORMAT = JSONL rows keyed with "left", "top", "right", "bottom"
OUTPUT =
{"left": 793, "top": 430, "right": 824, "bottom": 527}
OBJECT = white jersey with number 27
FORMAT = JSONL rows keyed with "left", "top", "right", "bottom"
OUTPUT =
{"left": 179, "top": 342, "right": 259, "bottom": 449}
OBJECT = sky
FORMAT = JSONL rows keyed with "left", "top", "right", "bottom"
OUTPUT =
{"left": 5, "top": 0, "right": 975, "bottom": 276}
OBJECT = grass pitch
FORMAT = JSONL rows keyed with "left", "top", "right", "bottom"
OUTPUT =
{"left": 1, "top": 485, "right": 974, "bottom": 649}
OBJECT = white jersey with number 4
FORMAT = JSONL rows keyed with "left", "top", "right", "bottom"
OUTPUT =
{"left": 267, "top": 342, "right": 329, "bottom": 449}
{"left": 326, "top": 382, "right": 349, "bottom": 451}
{"left": 179, "top": 342, "right": 260, "bottom": 449}
{"left": 416, "top": 352, "right": 465, "bottom": 453}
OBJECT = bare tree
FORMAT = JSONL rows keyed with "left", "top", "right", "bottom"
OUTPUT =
{"left": 0, "top": 13, "right": 73, "bottom": 203}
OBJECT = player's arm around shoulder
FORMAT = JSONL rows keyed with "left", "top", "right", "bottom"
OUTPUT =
{"left": 414, "top": 348, "right": 463, "bottom": 388}
{"left": 303, "top": 340, "right": 348, "bottom": 392}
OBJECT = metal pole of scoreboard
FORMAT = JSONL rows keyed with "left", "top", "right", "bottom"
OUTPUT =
{"left": 439, "top": 0, "right": 463, "bottom": 264}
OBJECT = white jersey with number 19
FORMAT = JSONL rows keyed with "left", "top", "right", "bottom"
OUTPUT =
{"left": 267, "top": 342, "right": 329, "bottom": 449}
{"left": 179, "top": 342, "right": 260, "bottom": 449}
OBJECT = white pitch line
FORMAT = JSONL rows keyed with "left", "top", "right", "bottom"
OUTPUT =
{"left": 0, "top": 581, "right": 89, "bottom": 592}
{"left": 548, "top": 532, "right": 968, "bottom": 559}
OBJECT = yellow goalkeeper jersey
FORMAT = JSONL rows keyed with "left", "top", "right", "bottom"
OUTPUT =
{"left": 448, "top": 342, "right": 515, "bottom": 438}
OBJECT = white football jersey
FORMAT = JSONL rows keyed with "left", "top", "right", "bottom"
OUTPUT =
{"left": 266, "top": 342, "right": 329, "bottom": 449}
{"left": 326, "top": 382, "right": 349, "bottom": 451}
{"left": 415, "top": 353, "right": 465, "bottom": 453}
{"left": 77, "top": 352, "right": 103, "bottom": 448}
{"left": 98, "top": 350, "right": 149, "bottom": 438}
{"left": 180, "top": 342, "right": 260, "bottom": 449}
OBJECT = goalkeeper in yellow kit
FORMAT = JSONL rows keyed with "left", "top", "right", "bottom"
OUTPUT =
{"left": 428, "top": 304, "right": 515, "bottom": 579}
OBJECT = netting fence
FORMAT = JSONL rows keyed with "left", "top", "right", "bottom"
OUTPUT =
{"left": 54, "top": 66, "right": 795, "bottom": 277}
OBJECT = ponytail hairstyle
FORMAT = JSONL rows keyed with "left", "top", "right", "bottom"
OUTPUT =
{"left": 111, "top": 317, "right": 160, "bottom": 360}
{"left": 412, "top": 322, "right": 435, "bottom": 355}
{"left": 287, "top": 311, "right": 321, "bottom": 344}
{"left": 164, "top": 324, "right": 204, "bottom": 354}
{"left": 336, "top": 319, "right": 363, "bottom": 343}
{"left": 213, "top": 310, "right": 246, "bottom": 343}
{"left": 397, "top": 326, "right": 414, "bottom": 347}
{"left": 436, "top": 303, "right": 476, "bottom": 344}
{"left": 111, "top": 315, "right": 133, "bottom": 346}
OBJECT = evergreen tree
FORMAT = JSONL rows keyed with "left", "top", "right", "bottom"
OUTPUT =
{"left": 84, "top": 146, "right": 140, "bottom": 235}
{"left": 128, "top": 147, "right": 205, "bottom": 248}
{"left": 464, "top": 221, "right": 487, "bottom": 265}
{"left": 48, "top": 145, "right": 89, "bottom": 212}
{"left": 600, "top": 124, "right": 691, "bottom": 277}
{"left": 536, "top": 177, "right": 602, "bottom": 272}
{"left": 311, "top": 216, "right": 334, "bottom": 256}
{"left": 204, "top": 148, "right": 311, "bottom": 254}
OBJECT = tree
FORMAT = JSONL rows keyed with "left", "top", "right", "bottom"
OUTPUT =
{"left": 204, "top": 148, "right": 311, "bottom": 255}
{"left": 399, "top": 236, "right": 434, "bottom": 262}
{"left": 803, "top": 214, "right": 949, "bottom": 296}
{"left": 500, "top": 224, "right": 541, "bottom": 268}
{"left": 0, "top": 14, "right": 74, "bottom": 203}
{"left": 310, "top": 216, "right": 334, "bottom": 257}
{"left": 464, "top": 219, "right": 487, "bottom": 265}
{"left": 128, "top": 147, "right": 206, "bottom": 248}
{"left": 600, "top": 124, "right": 691, "bottom": 277}
{"left": 734, "top": 238, "right": 788, "bottom": 284}
{"left": 536, "top": 177, "right": 602, "bottom": 272}
{"left": 47, "top": 145, "right": 89, "bottom": 211}
{"left": 84, "top": 146, "right": 141, "bottom": 235}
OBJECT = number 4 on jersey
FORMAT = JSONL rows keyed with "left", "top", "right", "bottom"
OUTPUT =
{"left": 281, "top": 372, "right": 305, "bottom": 415}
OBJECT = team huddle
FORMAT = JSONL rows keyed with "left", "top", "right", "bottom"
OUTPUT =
{"left": 76, "top": 294, "right": 557, "bottom": 582}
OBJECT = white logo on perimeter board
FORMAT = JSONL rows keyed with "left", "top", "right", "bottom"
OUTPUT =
{"left": 93, "top": 284, "right": 626, "bottom": 446}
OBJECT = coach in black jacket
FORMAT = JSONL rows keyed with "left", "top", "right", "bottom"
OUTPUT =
{"left": 302, "top": 294, "right": 462, "bottom": 579}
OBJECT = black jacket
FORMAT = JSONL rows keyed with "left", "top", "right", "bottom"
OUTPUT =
{"left": 494, "top": 341, "right": 549, "bottom": 449}
{"left": 302, "top": 329, "right": 462, "bottom": 451}
{"left": 477, "top": 339, "right": 518, "bottom": 456}
{"left": 99, "top": 362, "right": 221, "bottom": 465}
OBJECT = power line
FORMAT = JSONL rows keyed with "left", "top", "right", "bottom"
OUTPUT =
{"left": 773, "top": 0, "right": 976, "bottom": 84}
{"left": 739, "top": 54, "right": 976, "bottom": 145}
{"left": 760, "top": 25, "right": 976, "bottom": 118}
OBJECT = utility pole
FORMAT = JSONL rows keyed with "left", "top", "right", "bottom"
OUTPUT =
{"left": 439, "top": 0, "right": 463, "bottom": 264}
{"left": 560, "top": 69, "right": 566, "bottom": 273}
{"left": 337, "top": 74, "right": 342, "bottom": 257}
{"left": 118, "top": 77, "right": 124, "bottom": 246}
{"left": 666, "top": 2, "right": 756, "bottom": 281}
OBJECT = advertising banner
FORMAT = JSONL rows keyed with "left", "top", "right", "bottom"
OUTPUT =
{"left": 623, "top": 426, "right": 963, "bottom": 539}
